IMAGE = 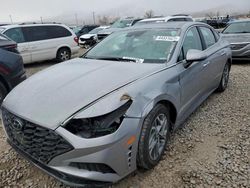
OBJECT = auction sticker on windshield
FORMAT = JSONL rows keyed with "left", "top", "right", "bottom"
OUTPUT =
{"left": 155, "top": 36, "right": 180, "bottom": 42}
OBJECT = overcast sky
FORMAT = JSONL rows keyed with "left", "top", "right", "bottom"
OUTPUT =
{"left": 1, "top": 0, "right": 250, "bottom": 23}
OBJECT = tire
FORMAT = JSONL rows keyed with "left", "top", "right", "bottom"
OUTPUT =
{"left": 0, "top": 82, "right": 8, "bottom": 105}
{"left": 137, "top": 104, "right": 171, "bottom": 169}
{"left": 216, "top": 62, "right": 230, "bottom": 92}
{"left": 56, "top": 48, "right": 71, "bottom": 62}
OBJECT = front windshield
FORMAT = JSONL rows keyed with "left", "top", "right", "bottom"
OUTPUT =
{"left": 111, "top": 20, "right": 132, "bottom": 28}
{"left": 84, "top": 29, "right": 180, "bottom": 63}
{"left": 73, "top": 26, "right": 81, "bottom": 34}
{"left": 223, "top": 22, "right": 250, "bottom": 34}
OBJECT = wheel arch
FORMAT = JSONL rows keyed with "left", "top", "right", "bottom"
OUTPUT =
{"left": 227, "top": 58, "right": 232, "bottom": 71}
{"left": 56, "top": 46, "right": 72, "bottom": 56}
{"left": 141, "top": 98, "right": 178, "bottom": 130}
{"left": 156, "top": 100, "right": 177, "bottom": 128}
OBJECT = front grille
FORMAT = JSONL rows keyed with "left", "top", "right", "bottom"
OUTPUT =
{"left": 2, "top": 109, "right": 74, "bottom": 164}
{"left": 69, "top": 162, "right": 116, "bottom": 174}
{"left": 231, "top": 43, "right": 249, "bottom": 50}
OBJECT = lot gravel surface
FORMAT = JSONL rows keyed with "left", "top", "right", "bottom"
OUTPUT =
{"left": 0, "top": 59, "right": 249, "bottom": 188}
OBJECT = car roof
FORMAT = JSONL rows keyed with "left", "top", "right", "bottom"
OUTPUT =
{"left": 138, "top": 15, "right": 193, "bottom": 23}
{"left": 228, "top": 19, "right": 250, "bottom": 24}
{"left": 131, "top": 21, "right": 205, "bottom": 30}
{"left": 0, "top": 23, "right": 68, "bottom": 30}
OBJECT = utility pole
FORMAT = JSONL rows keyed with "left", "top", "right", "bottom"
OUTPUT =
{"left": 92, "top": 12, "right": 96, "bottom": 24}
{"left": 75, "top": 13, "right": 78, "bottom": 26}
{"left": 9, "top": 15, "right": 13, "bottom": 24}
{"left": 40, "top": 17, "right": 43, "bottom": 23}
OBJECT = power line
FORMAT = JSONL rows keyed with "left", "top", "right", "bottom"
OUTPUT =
{"left": 9, "top": 15, "right": 13, "bottom": 24}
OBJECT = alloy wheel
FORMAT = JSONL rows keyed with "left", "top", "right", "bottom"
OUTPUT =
{"left": 222, "top": 63, "right": 229, "bottom": 88}
{"left": 148, "top": 113, "right": 168, "bottom": 161}
{"left": 60, "top": 51, "right": 70, "bottom": 61}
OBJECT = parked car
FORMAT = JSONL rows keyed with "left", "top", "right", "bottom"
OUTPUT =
{"left": 0, "top": 48, "right": 26, "bottom": 104}
{"left": 0, "top": 23, "right": 79, "bottom": 64}
{"left": 0, "top": 33, "right": 19, "bottom": 53}
{"left": 134, "top": 15, "right": 193, "bottom": 26}
{"left": 206, "top": 16, "right": 234, "bottom": 29}
{"left": 97, "top": 18, "right": 141, "bottom": 40}
{"left": 78, "top": 26, "right": 110, "bottom": 48}
{"left": 73, "top": 25, "right": 100, "bottom": 38}
{"left": 2, "top": 22, "right": 231, "bottom": 187}
{"left": 221, "top": 20, "right": 250, "bottom": 60}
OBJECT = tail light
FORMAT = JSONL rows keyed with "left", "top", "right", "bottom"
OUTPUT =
{"left": 74, "top": 37, "right": 79, "bottom": 45}
{"left": 4, "top": 44, "right": 18, "bottom": 53}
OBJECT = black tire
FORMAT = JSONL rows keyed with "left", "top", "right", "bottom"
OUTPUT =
{"left": 216, "top": 62, "right": 230, "bottom": 92}
{"left": 56, "top": 48, "right": 71, "bottom": 62}
{"left": 137, "top": 104, "right": 171, "bottom": 169}
{"left": 0, "top": 82, "right": 8, "bottom": 104}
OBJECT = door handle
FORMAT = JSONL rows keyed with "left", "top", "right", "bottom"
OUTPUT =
{"left": 19, "top": 48, "right": 28, "bottom": 52}
{"left": 203, "top": 61, "right": 209, "bottom": 67}
{"left": 220, "top": 51, "right": 226, "bottom": 56}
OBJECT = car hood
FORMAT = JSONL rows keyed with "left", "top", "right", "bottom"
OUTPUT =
{"left": 3, "top": 58, "right": 161, "bottom": 130}
{"left": 221, "top": 33, "right": 250, "bottom": 43}
{"left": 80, "top": 34, "right": 96, "bottom": 39}
{"left": 98, "top": 28, "right": 123, "bottom": 35}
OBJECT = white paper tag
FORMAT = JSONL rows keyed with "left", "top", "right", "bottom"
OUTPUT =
{"left": 155, "top": 36, "right": 180, "bottom": 42}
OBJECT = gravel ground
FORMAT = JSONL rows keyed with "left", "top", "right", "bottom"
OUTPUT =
{"left": 0, "top": 60, "right": 249, "bottom": 188}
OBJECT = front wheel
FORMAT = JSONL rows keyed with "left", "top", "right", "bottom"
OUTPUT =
{"left": 56, "top": 48, "right": 71, "bottom": 62}
{"left": 216, "top": 62, "right": 230, "bottom": 92}
{"left": 137, "top": 104, "right": 170, "bottom": 169}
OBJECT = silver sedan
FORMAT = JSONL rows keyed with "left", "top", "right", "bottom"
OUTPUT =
{"left": 221, "top": 20, "right": 250, "bottom": 60}
{"left": 2, "top": 22, "right": 232, "bottom": 187}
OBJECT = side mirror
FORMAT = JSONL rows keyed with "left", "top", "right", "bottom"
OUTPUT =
{"left": 184, "top": 49, "right": 207, "bottom": 68}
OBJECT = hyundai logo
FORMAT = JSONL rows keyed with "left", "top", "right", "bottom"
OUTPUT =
{"left": 10, "top": 118, "right": 24, "bottom": 131}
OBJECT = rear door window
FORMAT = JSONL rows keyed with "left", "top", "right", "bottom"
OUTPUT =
{"left": 22, "top": 26, "right": 72, "bottom": 42}
{"left": 22, "top": 26, "right": 49, "bottom": 42}
{"left": 4, "top": 28, "right": 25, "bottom": 43}
{"left": 48, "top": 26, "right": 72, "bottom": 38}
{"left": 199, "top": 27, "right": 216, "bottom": 49}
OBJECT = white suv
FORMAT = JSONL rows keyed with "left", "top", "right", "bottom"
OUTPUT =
{"left": 134, "top": 15, "right": 193, "bottom": 26}
{"left": 0, "top": 23, "right": 80, "bottom": 64}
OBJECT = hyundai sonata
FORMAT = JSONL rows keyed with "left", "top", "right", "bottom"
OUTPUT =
{"left": 221, "top": 20, "right": 250, "bottom": 60}
{"left": 2, "top": 22, "right": 231, "bottom": 187}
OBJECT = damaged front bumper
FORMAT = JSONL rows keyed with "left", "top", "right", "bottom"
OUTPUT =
{"left": 3, "top": 108, "right": 141, "bottom": 187}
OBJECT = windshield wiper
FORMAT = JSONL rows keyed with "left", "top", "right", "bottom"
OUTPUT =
{"left": 84, "top": 56, "right": 145, "bottom": 63}
{"left": 96, "top": 57, "right": 137, "bottom": 62}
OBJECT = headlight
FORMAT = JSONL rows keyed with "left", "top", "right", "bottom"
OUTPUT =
{"left": 64, "top": 100, "right": 132, "bottom": 138}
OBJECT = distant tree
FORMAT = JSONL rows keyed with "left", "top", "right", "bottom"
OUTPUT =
{"left": 97, "top": 16, "right": 120, "bottom": 25}
{"left": 98, "top": 16, "right": 109, "bottom": 25}
{"left": 216, "top": 11, "right": 220, "bottom": 18}
{"left": 144, "top": 10, "right": 154, "bottom": 18}
{"left": 205, "top": 12, "right": 214, "bottom": 19}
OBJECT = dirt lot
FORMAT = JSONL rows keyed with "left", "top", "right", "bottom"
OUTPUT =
{"left": 0, "top": 58, "right": 249, "bottom": 188}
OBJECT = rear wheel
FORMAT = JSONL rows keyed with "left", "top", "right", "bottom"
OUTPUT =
{"left": 216, "top": 62, "right": 230, "bottom": 92}
{"left": 137, "top": 104, "right": 170, "bottom": 169}
{"left": 56, "top": 48, "right": 71, "bottom": 62}
{"left": 0, "top": 82, "right": 8, "bottom": 104}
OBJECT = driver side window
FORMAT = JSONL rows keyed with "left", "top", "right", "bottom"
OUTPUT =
{"left": 178, "top": 27, "right": 203, "bottom": 61}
